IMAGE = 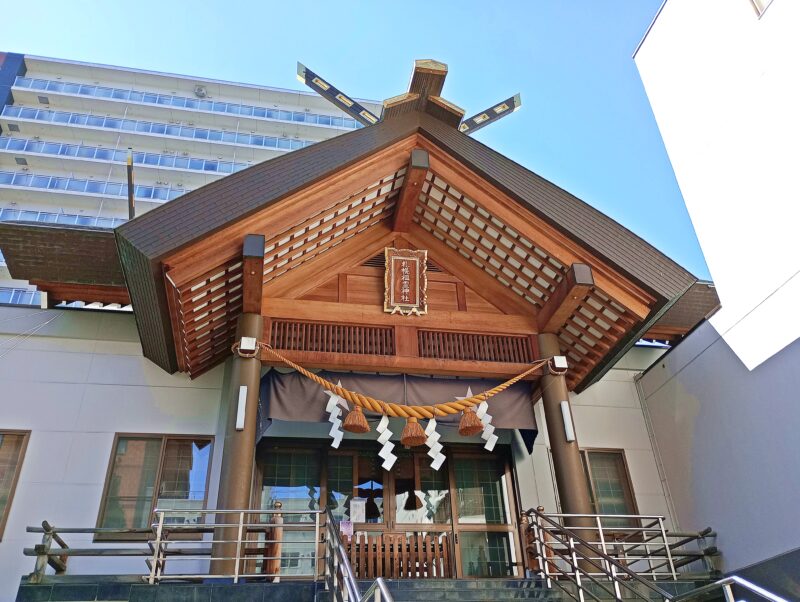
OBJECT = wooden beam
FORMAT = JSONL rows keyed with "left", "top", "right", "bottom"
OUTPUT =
{"left": 260, "top": 348, "right": 540, "bottom": 380}
{"left": 163, "top": 135, "right": 417, "bottom": 288}
{"left": 409, "top": 59, "right": 447, "bottom": 97}
{"left": 264, "top": 224, "right": 395, "bottom": 299}
{"left": 416, "top": 139, "right": 655, "bottom": 319}
{"left": 242, "top": 234, "right": 266, "bottom": 314}
{"left": 262, "top": 298, "right": 538, "bottom": 335}
{"left": 404, "top": 226, "right": 535, "bottom": 316}
{"left": 30, "top": 280, "right": 130, "bottom": 305}
{"left": 537, "top": 263, "right": 594, "bottom": 333}
{"left": 392, "top": 149, "right": 430, "bottom": 232}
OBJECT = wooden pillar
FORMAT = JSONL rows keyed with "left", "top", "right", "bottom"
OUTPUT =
{"left": 537, "top": 333, "right": 595, "bottom": 528}
{"left": 211, "top": 234, "right": 265, "bottom": 575}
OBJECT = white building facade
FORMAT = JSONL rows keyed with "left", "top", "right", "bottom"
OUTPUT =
{"left": 0, "top": 53, "right": 380, "bottom": 304}
{"left": 635, "top": 0, "right": 800, "bottom": 592}
{"left": 0, "top": 305, "right": 673, "bottom": 602}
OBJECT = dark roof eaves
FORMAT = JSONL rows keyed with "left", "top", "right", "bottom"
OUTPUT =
{"left": 116, "top": 112, "right": 424, "bottom": 263}
{"left": 415, "top": 114, "right": 695, "bottom": 301}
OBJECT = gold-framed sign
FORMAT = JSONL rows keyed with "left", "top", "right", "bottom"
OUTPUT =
{"left": 384, "top": 247, "right": 428, "bottom": 315}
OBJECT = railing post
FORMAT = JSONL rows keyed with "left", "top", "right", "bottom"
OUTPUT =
{"left": 234, "top": 511, "right": 244, "bottom": 584}
{"left": 148, "top": 511, "right": 165, "bottom": 585}
{"left": 657, "top": 517, "right": 677, "bottom": 580}
{"left": 569, "top": 536, "right": 585, "bottom": 602}
{"left": 272, "top": 503, "right": 283, "bottom": 583}
{"left": 722, "top": 584, "right": 735, "bottom": 602}
{"left": 30, "top": 521, "right": 54, "bottom": 585}
{"left": 595, "top": 515, "right": 622, "bottom": 600}
{"left": 532, "top": 508, "right": 552, "bottom": 588}
{"left": 314, "top": 509, "right": 320, "bottom": 582}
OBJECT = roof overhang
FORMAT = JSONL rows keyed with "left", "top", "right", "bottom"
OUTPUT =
{"left": 113, "top": 109, "right": 695, "bottom": 389}
{"left": 0, "top": 221, "right": 130, "bottom": 305}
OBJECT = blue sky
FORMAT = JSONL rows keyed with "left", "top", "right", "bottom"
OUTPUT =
{"left": 3, "top": 0, "right": 710, "bottom": 278}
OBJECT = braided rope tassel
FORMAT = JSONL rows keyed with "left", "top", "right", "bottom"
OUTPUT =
{"left": 257, "top": 344, "right": 547, "bottom": 419}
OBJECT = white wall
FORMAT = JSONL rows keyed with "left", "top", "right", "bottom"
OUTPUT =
{"left": 635, "top": 0, "right": 800, "bottom": 370}
{"left": 514, "top": 346, "right": 674, "bottom": 526}
{"left": 0, "top": 307, "right": 226, "bottom": 602}
{"left": 638, "top": 320, "right": 800, "bottom": 573}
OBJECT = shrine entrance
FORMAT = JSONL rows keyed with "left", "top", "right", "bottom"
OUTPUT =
{"left": 255, "top": 441, "right": 521, "bottom": 579}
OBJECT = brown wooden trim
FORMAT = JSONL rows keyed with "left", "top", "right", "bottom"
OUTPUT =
{"left": 455, "top": 283, "right": 467, "bottom": 312}
{"left": 416, "top": 140, "right": 656, "bottom": 318}
{"left": 29, "top": 281, "right": 130, "bottom": 306}
{"left": 163, "top": 136, "right": 418, "bottom": 288}
{"left": 337, "top": 274, "right": 348, "bottom": 303}
{"left": 392, "top": 149, "right": 429, "bottom": 233}
{"left": 261, "top": 348, "right": 540, "bottom": 379}
{"left": 94, "top": 433, "right": 215, "bottom": 542}
{"left": 642, "top": 325, "right": 687, "bottom": 341}
{"left": 242, "top": 234, "right": 266, "bottom": 314}
{"left": 263, "top": 298, "right": 538, "bottom": 335}
{"left": 263, "top": 225, "right": 395, "bottom": 300}
{"left": 580, "top": 448, "right": 640, "bottom": 519}
{"left": 404, "top": 227, "right": 535, "bottom": 316}
{"left": 163, "top": 272, "right": 188, "bottom": 374}
{"left": 0, "top": 430, "right": 30, "bottom": 542}
{"left": 537, "top": 264, "right": 594, "bottom": 333}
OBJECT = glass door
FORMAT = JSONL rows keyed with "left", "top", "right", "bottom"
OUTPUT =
{"left": 389, "top": 451, "right": 455, "bottom": 578}
{"left": 258, "top": 449, "right": 321, "bottom": 577}
{"left": 450, "top": 454, "right": 521, "bottom": 578}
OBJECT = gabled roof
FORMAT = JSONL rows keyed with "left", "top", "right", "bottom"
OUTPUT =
{"left": 116, "top": 109, "right": 695, "bottom": 382}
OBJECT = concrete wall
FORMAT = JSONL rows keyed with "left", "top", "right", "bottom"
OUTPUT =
{"left": 514, "top": 346, "right": 673, "bottom": 525}
{"left": 0, "top": 307, "right": 226, "bottom": 602}
{"left": 0, "top": 305, "right": 676, "bottom": 597}
{"left": 635, "top": 0, "right": 800, "bottom": 370}
{"left": 639, "top": 321, "right": 800, "bottom": 573}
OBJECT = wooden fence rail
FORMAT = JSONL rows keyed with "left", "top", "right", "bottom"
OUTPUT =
{"left": 345, "top": 532, "right": 452, "bottom": 580}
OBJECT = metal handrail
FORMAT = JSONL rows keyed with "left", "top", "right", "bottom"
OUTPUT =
{"left": 672, "top": 576, "right": 788, "bottom": 602}
{"left": 324, "top": 507, "right": 393, "bottom": 602}
{"left": 360, "top": 578, "right": 393, "bottom": 602}
{"left": 526, "top": 507, "right": 674, "bottom": 601}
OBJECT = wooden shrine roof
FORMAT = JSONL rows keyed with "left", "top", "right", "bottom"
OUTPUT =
{"left": 0, "top": 101, "right": 701, "bottom": 391}
{"left": 110, "top": 108, "right": 696, "bottom": 389}
{"left": 644, "top": 281, "right": 719, "bottom": 341}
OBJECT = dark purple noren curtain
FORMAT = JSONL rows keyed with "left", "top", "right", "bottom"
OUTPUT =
{"left": 258, "top": 370, "right": 537, "bottom": 451}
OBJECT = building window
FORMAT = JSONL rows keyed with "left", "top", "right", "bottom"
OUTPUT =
{"left": 0, "top": 431, "right": 30, "bottom": 540}
{"left": 96, "top": 435, "right": 213, "bottom": 539}
{"left": 581, "top": 450, "right": 638, "bottom": 528}
{"left": 750, "top": 0, "right": 774, "bottom": 17}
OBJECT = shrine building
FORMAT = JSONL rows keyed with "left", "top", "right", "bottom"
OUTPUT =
{"left": 0, "top": 60, "right": 730, "bottom": 602}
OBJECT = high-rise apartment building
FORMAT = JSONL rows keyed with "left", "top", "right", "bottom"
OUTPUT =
{"left": 0, "top": 52, "right": 380, "bottom": 305}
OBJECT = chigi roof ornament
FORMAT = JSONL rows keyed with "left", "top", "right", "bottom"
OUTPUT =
{"left": 297, "top": 59, "right": 522, "bottom": 134}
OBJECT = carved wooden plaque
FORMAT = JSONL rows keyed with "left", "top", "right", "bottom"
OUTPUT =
{"left": 384, "top": 247, "right": 428, "bottom": 315}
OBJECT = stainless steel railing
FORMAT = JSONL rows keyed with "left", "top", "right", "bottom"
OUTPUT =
{"left": 324, "top": 507, "right": 393, "bottom": 602}
{"left": 523, "top": 507, "right": 676, "bottom": 601}
{"left": 672, "top": 575, "right": 789, "bottom": 602}
{"left": 25, "top": 507, "right": 391, "bottom": 601}
{"left": 147, "top": 506, "right": 321, "bottom": 583}
{"left": 525, "top": 508, "right": 719, "bottom": 582}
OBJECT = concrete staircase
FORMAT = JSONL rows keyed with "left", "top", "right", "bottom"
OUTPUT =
{"left": 14, "top": 577, "right": 727, "bottom": 602}
{"left": 343, "top": 578, "right": 721, "bottom": 601}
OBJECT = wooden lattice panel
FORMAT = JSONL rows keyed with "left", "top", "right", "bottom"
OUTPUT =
{"left": 559, "top": 287, "right": 639, "bottom": 387}
{"left": 413, "top": 172, "right": 566, "bottom": 308}
{"left": 418, "top": 330, "right": 533, "bottom": 363}
{"left": 261, "top": 169, "right": 406, "bottom": 284}
{"left": 172, "top": 257, "right": 244, "bottom": 376}
{"left": 270, "top": 319, "right": 395, "bottom": 356}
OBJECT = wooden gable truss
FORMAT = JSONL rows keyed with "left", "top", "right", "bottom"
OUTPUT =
{"left": 157, "top": 135, "right": 657, "bottom": 389}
